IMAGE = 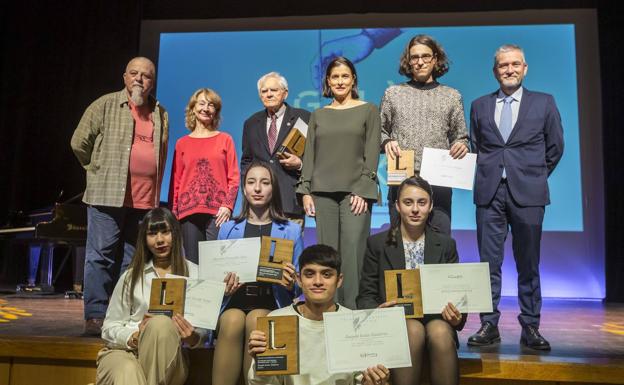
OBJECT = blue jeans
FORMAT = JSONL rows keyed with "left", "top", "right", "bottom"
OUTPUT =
{"left": 84, "top": 205, "right": 148, "bottom": 320}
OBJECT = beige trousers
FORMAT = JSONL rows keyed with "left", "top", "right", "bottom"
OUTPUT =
{"left": 96, "top": 315, "right": 188, "bottom": 385}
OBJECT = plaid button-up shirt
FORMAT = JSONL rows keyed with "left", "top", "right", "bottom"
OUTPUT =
{"left": 71, "top": 89, "right": 169, "bottom": 207}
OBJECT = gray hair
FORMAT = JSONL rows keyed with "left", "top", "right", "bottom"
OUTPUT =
{"left": 257, "top": 72, "right": 289, "bottom": 93}
{"left": 493, "top": 44, "right": 526, "bottom": 67}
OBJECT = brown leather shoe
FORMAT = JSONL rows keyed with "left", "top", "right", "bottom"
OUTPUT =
{"left": 84, "top": 318, "right": 103, "bottom": 336}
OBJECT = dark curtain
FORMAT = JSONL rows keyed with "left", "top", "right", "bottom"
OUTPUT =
{"left": 0, "top": 0, "right": 622, "bottom": 301}
{"left": 0, "top": 1, "right": 142, "bottom": 217}
{"left": 597, "top": 5, "right": 624, "bottom": 302}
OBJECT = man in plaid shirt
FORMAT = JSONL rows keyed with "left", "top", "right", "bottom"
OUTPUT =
{"left": 71, "top": 57, "right": 169, "bottom": 335}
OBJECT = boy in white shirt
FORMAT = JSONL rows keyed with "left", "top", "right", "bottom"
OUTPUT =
{"left": 247, "top": 244, "right": 390, "bottom": 385}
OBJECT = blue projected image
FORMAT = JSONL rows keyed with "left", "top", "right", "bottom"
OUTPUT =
{"left": 156, "top": 25, "right": 582, "bottom": 232}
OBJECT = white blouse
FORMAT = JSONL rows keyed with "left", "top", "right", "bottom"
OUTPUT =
{"left": 101, "top": 260, "right": 207, "bottom": 349}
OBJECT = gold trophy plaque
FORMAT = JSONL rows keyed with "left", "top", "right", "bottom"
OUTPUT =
{"left": 148, "top": 278, "right": 186, "bottom": 317}
{"left": 276, "top": 119, "right": 307, "bottom": 159}
{"left": 255, "top": 315, "right": 299, "bottom": 375}
{"left": 387, "top": 150, "right": 415, "bottom": 185}
{"left": 384, "top": 269, "right": 423, "bottom": 318}
{"left": 256, "top": 237, "right": 294, "bottom": 285}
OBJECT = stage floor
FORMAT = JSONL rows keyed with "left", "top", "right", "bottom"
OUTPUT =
{"left": 1, "top": 295, "right": 623, "bottom": 360}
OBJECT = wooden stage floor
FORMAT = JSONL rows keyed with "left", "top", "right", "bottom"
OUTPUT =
{"left": 1, "top": 295, "right": 623, "bottom": 384}
{"left": 1, "top": 295, "right": 623, "bottom": 358}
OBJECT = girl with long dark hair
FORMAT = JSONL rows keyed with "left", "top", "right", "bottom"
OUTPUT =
{"left": 212, "top": 161, "right": 304, "bottom": 385}
{"left": 97, "top": 207, "right": 207, "bottom": 385}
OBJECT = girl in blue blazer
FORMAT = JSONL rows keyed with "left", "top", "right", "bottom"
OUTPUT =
{"left": 212, "top": 161, "right": 303, "bottom": 385}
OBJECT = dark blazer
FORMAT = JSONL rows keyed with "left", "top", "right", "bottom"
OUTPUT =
{"left": 470, "top": 87, "right": 564, "bottom": 206}
{"left": 241, "top": 103, "right": 311, "bottom": 215}
{"left": 356, "top": 228, "right": 466, "bottom": 335}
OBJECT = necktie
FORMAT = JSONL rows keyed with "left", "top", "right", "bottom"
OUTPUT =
{"left": 499, "top": 96, "right": 513, "bottom": 178}
{"left": 499, "top": 96, "right": 513, "bottom": 142}
{"left": 268, "top": 113, "right": 277, "bottom": 153}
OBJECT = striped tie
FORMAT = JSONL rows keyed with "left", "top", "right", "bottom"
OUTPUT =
{"left": 268, "top": 113, "right": 277, "bottom": 153}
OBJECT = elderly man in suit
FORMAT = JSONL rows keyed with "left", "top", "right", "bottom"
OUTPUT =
{"left": 468, "top": 44, "right": 564, "bottom": 350}
{"left": 241, "top": 72, "right": 311, "bottom": 227}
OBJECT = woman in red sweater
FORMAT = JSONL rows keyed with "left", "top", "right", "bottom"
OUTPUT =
{"left": 168, "top": 88, "right": 240, "bottom": 264}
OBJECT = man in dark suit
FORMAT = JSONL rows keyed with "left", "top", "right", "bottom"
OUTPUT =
{"left": 468, "top": 44, "right": 564, "bottom": 350}
{"left": 241, "top": 72, "right": 311, "bottom": 226}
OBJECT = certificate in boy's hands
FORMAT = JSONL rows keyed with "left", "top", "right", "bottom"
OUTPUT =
{"left": 198, "top": 237, "right": 261, "bottom": 283}
{"left": 323, "top": 307, "right": 411, "bottom": 373}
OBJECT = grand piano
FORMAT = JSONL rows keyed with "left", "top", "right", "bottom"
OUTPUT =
{"left": 0, "top": 193, "right": 87, "bottom": 295}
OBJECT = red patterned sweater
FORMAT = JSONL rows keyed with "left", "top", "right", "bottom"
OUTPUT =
{"left": 169, "top": 133, "right": 239, "bottom": 219}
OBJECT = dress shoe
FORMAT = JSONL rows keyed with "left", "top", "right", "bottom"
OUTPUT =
{"left": 84, "top": 318, "right": 103, "bottom": 336}
{"left": 467, "top": 321, "right": 501, "bottom": 346}
{"left": 520, "top": 324, "right": 551, "bottom": 350}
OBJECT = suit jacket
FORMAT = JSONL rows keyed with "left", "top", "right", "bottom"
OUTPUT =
{"left": 470, "top": 87, "right": 564, "bottom": 206}
{"left": 356, "top": 227, "right": 466, "bottom": 336}
{"left": 217, "top": 219, "right": 304, "bottom": 310}
{"left": 241, "top": 104, "right": 311, "bottom": 215}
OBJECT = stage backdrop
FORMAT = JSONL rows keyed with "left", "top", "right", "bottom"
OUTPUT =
{"left": 144, "top": 12, "right": 604, "bottom": 299}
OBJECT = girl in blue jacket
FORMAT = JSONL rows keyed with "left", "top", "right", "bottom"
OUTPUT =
{"left": 212, "top": 161, "right": 303, "bottom": 385}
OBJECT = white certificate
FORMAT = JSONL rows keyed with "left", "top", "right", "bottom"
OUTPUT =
{"left": 419, "top": 147, "right": 477, "bottom": 190}
{"left": 198, "top": 238, "right": 261, "bottom": 283}
{"left": 323, "top": 307, "right": 412, "bottom": 373}
{"left": 419, "top": 263, "right": 493, "bottom": 314}
{"left": 294, "top": 117, "right": 308, "bottom": 137}
{"left": 166, "top": 274, "right": 225, "bottom": 330}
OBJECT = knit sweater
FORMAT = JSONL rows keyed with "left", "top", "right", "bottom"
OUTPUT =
{"left": 380, "top": 81, "right": 469, "bottom": 172}
{"left": 297, "top": 103, "right": 381, "bottom": 200}
{"left": 168, "top": 133, "right": 239, "bottom": 219}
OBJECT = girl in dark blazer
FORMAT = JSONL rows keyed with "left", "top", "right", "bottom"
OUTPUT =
{"left": 212, "top": 161, "right": 303, "bottom": 385}
{"left": 357, "top": 176, "right": 465, "bottom": 385}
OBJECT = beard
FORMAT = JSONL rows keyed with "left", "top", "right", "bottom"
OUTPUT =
{"left": 130, "top": 85, "right": 145, "bottom": 106}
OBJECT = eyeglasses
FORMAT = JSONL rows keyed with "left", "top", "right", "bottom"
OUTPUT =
{"left": 409, "top": 54, "right": 435, "bottom": 64}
